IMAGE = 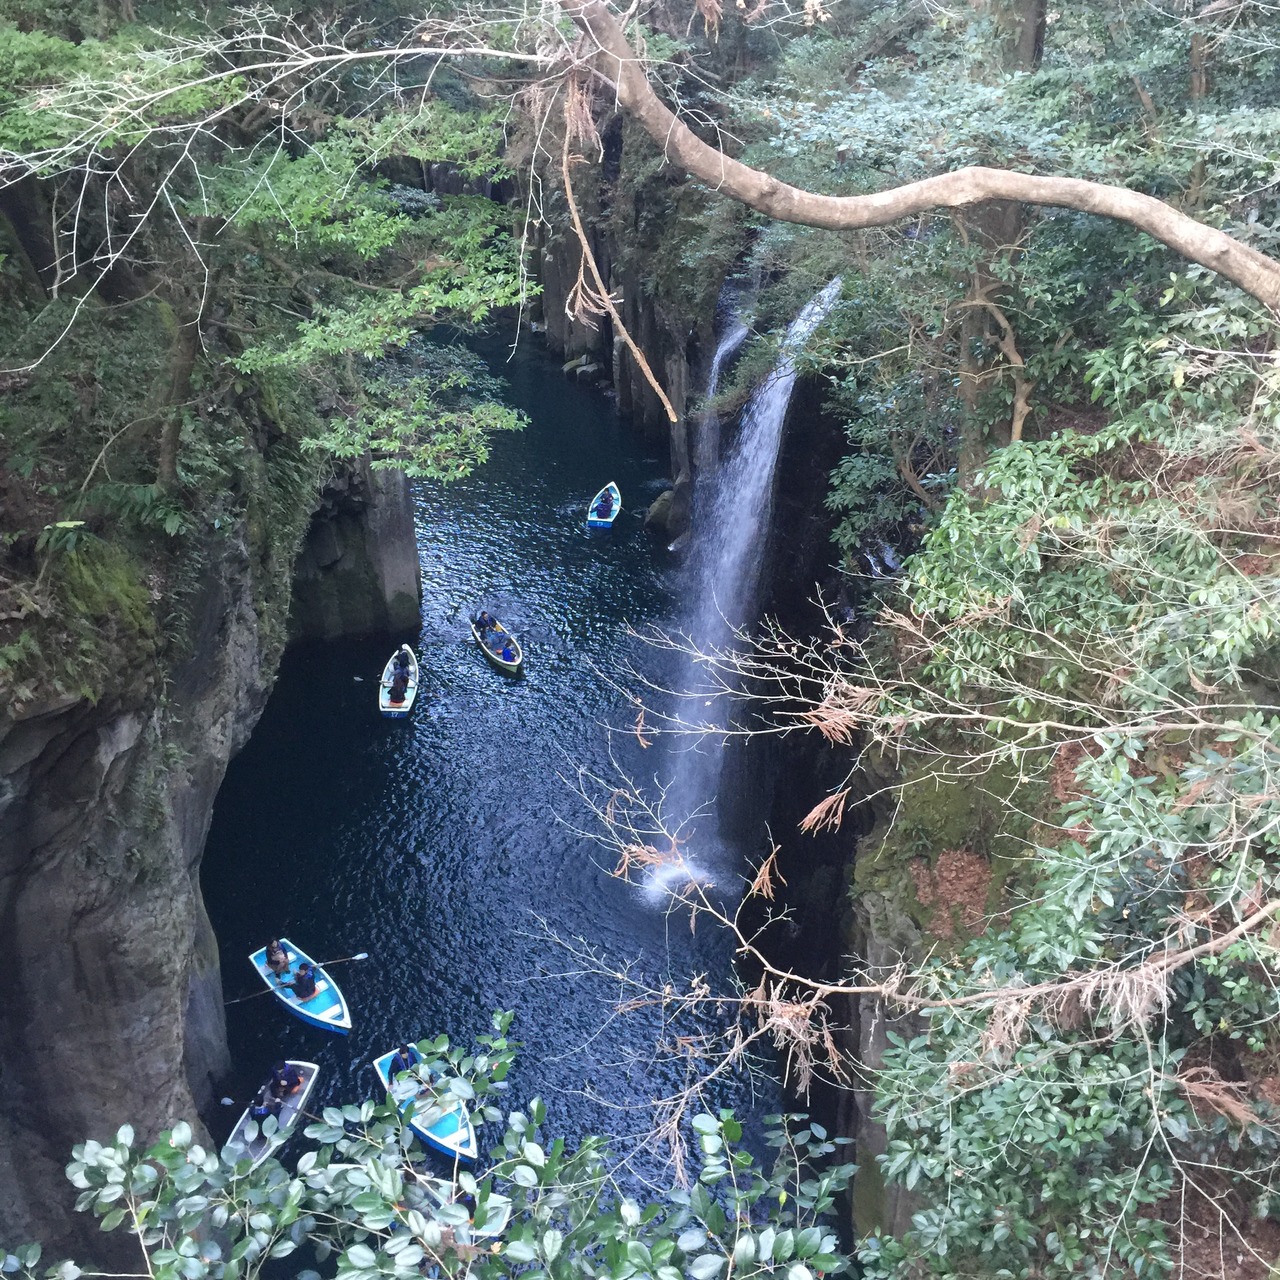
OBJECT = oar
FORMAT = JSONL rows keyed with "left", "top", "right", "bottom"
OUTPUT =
{"left": 223, "top": 952, "right": 370, "bottom": 1005}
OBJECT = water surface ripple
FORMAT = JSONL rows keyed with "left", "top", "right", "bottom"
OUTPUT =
{"left": 202, "top": 332, "right": 774, "bottom": 1186}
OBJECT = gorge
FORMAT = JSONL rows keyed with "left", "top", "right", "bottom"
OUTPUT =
{"left": 5, "top": 2, "right": 1280, "bottom": 1278}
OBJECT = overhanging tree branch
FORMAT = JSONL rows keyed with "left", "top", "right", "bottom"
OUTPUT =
{"left": 563, "top": 0, "right": 1280, "bottom": 312}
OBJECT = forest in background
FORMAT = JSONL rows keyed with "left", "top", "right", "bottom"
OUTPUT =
{"left": 4, "top": 0, "right": 1280, "bottom": 1277}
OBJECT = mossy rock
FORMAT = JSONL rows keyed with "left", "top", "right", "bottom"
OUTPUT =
{"left": 853, "top": 750, "right": 1041, "bottom": 941}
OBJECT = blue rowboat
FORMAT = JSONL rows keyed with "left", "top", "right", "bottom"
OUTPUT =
{"left": 222, "top": 1060, "right": 320, "bottom": 1171}
{"left": 372, "top": 1047, "right": 478, "bottom": 1162}
{"left": 379, "top": 645, "right": 419, "bottom": 719}
{"left": 249, "top": 938, "right": 352, "bottom": 1034}
{"left": 586, "top": 481, "right": 621, "bottom": 529}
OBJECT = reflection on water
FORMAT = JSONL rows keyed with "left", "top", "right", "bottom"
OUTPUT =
{"left": 201, "top": 331, "right": 776, "bottom": 1185}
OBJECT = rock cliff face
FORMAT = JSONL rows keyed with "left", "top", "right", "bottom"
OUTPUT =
{"left": 739, "top": 372, "right": 931, "bottom": 1238}
{"left": 289, "top": 462, "right": 422, "bottom": 641}
{"left": 0, "top": 463, "right": 419, "bottom": 1259}
{"left": 0, "top": 532, "right": 265, "bottom": 1256}
{"left": 525, "top": 118, "right": 733, "bottom": 539}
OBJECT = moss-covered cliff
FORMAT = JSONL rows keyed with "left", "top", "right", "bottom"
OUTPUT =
{"left": 0, "top": 426, "right": 420, "bottom": 1258}
{"left": 0, "top": 190, "right": 425, "bottom": 1251}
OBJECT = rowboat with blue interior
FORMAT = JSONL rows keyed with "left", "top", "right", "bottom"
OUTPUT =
{"left": 249, "top": 938, "right": 352, "bottom": 1034}
{"left": 372, "top": 1047, "right": 478, "bottom": 1162}
{"left": 470, "top": 615, "right": 523, "bottom": 675}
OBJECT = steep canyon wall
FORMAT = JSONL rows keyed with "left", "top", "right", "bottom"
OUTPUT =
{"left": 0, "top": 468, "right": 418, "bottom": 1257}
{"left": 525, "top": 118, "right": 738, "bottom": 538}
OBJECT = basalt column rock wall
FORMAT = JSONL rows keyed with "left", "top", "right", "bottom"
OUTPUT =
{"left": 731, "top": 373, "right": 926, "bottom": 1239}
{"left": 526, "top": 116, "right": 738, "bottom": 541}
{"left": 289, "top": 461, "right": 422, "bottom": 641}
{"left": 0, "top": 528, "right": 271, "bottom": 1259}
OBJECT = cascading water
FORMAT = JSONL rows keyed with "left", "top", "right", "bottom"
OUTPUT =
{"left": 653, "top": 277, "right": 843, "bottom": 892}
{"left": 692, "top": 316, "right": 751, "bottom": 475}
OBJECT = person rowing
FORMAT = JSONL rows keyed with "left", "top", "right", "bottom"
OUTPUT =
{"left": 269, "top": 1061, "right": 304, "bottom": 1098}
{"left": 390, "top": 1043, "right": 421, "bottom": 1076}
{"left": 286, "top": 963, "right": 318, "bottom": 1000}
{"left": 249, "top": 1083, "right": 281, "bottom": 1124}
{"left": 389, "top": 667, "right": 409, "bottom": 703}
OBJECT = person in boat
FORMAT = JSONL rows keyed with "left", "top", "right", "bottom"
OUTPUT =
{"left": 594, "top": 492, "right": 614, "bottom": 518}
{"left": 249, "top": 1083, "right": 282, "bottom": 1124}
{"left": 500, "top": 643, "right": 515, "bottom": 663}
{"left": 475, "top": 610, "right": 494, "bottom": 634}
{"left": 389, "top": 667, "right": 409, "bottom": 703}
{"left": 287, "top": 963, "right": 318, "bottom": 1000}
{"left": 390, "top": 1043, "right": 421, "bottom": 1076}
{"left": 269, "top": 1061, "right": 304, "bottom": 1099}
{"left": 265, "top": 939, "right": 289, "bottom": 978}
{"left": 393, "top": 646, "right": 412, "bottom": 673}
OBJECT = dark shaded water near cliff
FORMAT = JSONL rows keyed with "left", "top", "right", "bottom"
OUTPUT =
{"left": 201, "top": 330, "right": 775, "bottom": 1186}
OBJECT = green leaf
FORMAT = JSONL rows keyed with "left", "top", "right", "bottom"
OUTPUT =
{"left": 689, "top": 1255, "right": 725, "bottom": 1280}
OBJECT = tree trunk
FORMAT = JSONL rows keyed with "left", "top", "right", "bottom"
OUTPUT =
{"left": 954, "top": 2, "right": 1040, "bottom": 481}
{"left": 1186, "top": 31, "right": 1209, "bottom": 210}
{"left": 157, "top": 311, "right": 200, "bottom": 494}
{"left": 1009, "top": 0, "right": 1046, "bottom": 73}
{"left": 0, "top": 178, "right": 58, "bottom": 296}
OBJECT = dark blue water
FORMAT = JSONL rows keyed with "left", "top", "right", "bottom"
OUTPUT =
{"left": 202, "top": 331, "right": 775, "bottom": 1183}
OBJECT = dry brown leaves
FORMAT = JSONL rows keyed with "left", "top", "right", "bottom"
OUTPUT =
{"left": 909, "top": 848, "right": 992, "bottom": 941}
{"left": 800, "top": 787, "right": 850, "bottom": 834}
{"left": 747, "top": 843, "right": 786, "bottom": 901}
{"left": 1178, "top": 1065, "right": 1262, "bottom": 1129}
{"left": 694, "top": 0, "right": 722, "bottom": 37}
{"left": 796, "top": 683, "right": 880, "bottom": 745}
{"left": 743, "top": 976, "right": 850, "bottom": 1096}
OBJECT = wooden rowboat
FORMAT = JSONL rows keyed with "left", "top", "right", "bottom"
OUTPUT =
{"left": 372, "top": 1047, "right": 479, "bottom": 1162}
{"left": 586, "top": 481, "right": 621, "bottom": 529}
{"left": 470, "top": 616, "right": 523, "bottom": 675}
{"left": 379, "top": 645, "right": 419, "bottom": 719}
{"left": 249, "top": 938, "right": 352, "bottom": 1035}
{"left": 222, "top": 1059, "right": 319, "bottom": 1171}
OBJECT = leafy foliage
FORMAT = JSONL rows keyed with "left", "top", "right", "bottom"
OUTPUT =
{"left": 0, "top": 2, "right": 529, "bottom": 706}
{"left": 0, "top": 1017, "right": 855, "bottom": 1280}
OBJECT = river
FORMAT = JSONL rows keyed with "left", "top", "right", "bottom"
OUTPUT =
{"left": 201, "top": 329, "right": 776, "bottom": 1185}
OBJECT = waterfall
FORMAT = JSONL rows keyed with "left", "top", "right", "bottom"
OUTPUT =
{"left": 693, "top": 317, "right": 751, "bottom": 475}
{"left": 691, "top": 290, "right": 747, "bottom": 481}
{"left": 690, "top": 277, "right": 842, "bottom": 643}
{"left": 652, "top": 277, "right": 843, "bottom": 892}
{"left": 709, "top": 318, "right": 751, "bottom": 396}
